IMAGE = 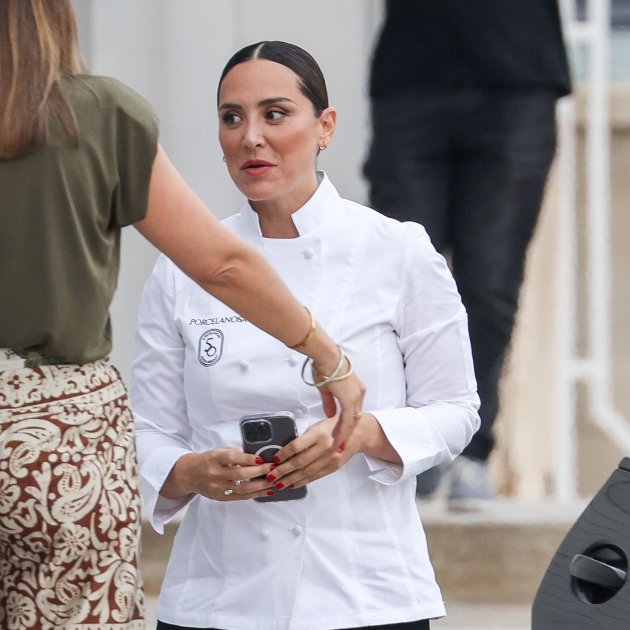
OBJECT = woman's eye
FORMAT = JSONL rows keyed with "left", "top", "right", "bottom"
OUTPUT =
{"left": 222, "top": 112, "right": 242, "bottom": 125}
{"left": 266, "top": 110, "right": 286, "bottom": 121}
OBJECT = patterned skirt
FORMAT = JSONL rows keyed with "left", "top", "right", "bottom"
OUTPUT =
{"left": 0, "top": 360, "right": 145, "bottom": 629}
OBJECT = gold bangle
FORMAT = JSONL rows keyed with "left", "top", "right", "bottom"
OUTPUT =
{"left": 301, "top": 343, "right": 344, "bottom": 387}
{"left": 288, "top": 306, "right": 316, "bottom": 350}
{"left": 301, "top": 346, "right": 352, "bottom": 389}
{"left": 323, "top": 357, "right": 353, "bottom": 384}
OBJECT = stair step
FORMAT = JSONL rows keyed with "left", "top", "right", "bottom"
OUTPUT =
{"left": 420, "top": 499, "right": 586, "bottom": 604}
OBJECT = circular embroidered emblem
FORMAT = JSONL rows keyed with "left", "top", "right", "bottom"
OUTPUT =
{"left": 198, "top": 329, "right": 224, "bottom": 366}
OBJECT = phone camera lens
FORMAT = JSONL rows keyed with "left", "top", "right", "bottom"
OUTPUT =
{"left": 244, "top": 419, "right": 272, "bottom": 442}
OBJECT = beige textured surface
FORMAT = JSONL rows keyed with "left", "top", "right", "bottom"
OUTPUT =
{"left": 492, "top": 82, "right": 630, "bottom": 500}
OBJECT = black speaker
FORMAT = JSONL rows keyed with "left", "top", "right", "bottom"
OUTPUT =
{"left": 532, "top": 457, "right": 630, "bottom": 628}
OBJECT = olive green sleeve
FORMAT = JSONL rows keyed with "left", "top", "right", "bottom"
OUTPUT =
{"left": 110, "top": 79, "right": 160, "bottom": 227}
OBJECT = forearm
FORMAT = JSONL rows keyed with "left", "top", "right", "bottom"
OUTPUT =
{"left": 194, "top": 244, "right": 340, "bottom": 371}
{"left": 360, "top": 413, "right": 402, "bottom": 465}
{"left": 372, "top": 402, "right": 480, "bottom": 469}
{"left": 160, "top": 452, "right": 198, "bottom": 500}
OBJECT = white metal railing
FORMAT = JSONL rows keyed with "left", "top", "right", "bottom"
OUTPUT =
{"left": 555, "top": 0, "right": 630, "bottom": 500}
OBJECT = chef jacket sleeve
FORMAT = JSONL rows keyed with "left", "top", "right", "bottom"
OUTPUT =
{"left": 131, "top": 255, "right": 195, "bottom": 533}
{"left": 363, "top": 223, "right": 480, "bottom": 484}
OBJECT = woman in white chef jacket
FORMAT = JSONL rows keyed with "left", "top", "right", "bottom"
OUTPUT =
{"left": 132, "top": 41, "right": 480, "bottom": 630}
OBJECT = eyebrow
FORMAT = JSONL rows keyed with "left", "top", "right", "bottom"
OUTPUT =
{"left": 219, "top": 97, "right": 296, "bottom": 111}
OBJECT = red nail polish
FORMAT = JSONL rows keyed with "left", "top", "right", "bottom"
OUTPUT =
{"left": 269, "top": 464, "right": 277, "bottom": 471}
{"left": 288, "top": 484, "right": 295, "bottom": 489}
{"left": 266, "top": 490, "right": 275, "bottom": 496}
{"left": 337, "top": 442, "right": 346, "bottom": 453}
{"left": 272, "top": 455, "right": 280, "bottom": 465}
{"left": 267, "top": 474, "right": 276, "bottom": 482}
{"left": 275, "top": 482, "right": 285, "bottom": 490}
{"left": 255, "top": 456, "right": 264, "bottom": 464}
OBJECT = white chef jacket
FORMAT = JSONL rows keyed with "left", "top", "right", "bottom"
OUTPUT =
{"left": 132, "top": 173, "right": 480, "bottom": 630}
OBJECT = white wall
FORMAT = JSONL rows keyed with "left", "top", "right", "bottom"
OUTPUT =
{"left": 75, "top": 0, "right": 384, "bottom": 382}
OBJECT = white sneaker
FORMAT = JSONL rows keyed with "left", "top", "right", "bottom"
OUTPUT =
{"left": 447, "top": 457, "right": 495, "bottom": 510}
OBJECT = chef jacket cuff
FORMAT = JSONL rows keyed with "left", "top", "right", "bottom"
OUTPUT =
{"left": 364, "top": 402, "right": 479, "bottom": 485}
{"left": 363, "top": 454, "right": 405, "bottom": 484}
{"left": 141, "top": 446, "right": 194, "bottom": 534}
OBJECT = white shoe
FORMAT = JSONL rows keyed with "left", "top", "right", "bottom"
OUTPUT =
{"left": 447, "top": 457, "right": 495, "bottom": 510}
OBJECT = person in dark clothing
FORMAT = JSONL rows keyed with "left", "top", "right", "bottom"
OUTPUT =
{"left": 364, "top": 0, "right": 572, "bottom": 503}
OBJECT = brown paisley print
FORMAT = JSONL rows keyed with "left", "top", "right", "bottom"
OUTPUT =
{"left": 0, "top": 360, "right": 145, "bottom": 629}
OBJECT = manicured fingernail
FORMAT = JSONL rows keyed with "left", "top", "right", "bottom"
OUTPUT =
{"left": 275, "top": 482, "right": 285, "bottom": 490}
{"left": 255, "top": 456, "right": 264, "bottom": 464}
{"left": 337, "top": 442, "right": 346, "bottom": 453}
{"left": 272, "top": 455, "right": 280, "bottom": 464}
{"left": 267, "top": 474, "right": 276, "bottom": 482}
{"left": 266, "top": 490, "right": 275, "bottom": 496}
{"left": 288, "top": 484, "right": 295, "bottom": 489}
{"left": 269, "top": 464, "right": 277, "bottom": 471}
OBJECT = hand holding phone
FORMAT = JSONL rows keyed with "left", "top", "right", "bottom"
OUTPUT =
{"left": 240, "top": 411, "right": 307, "bottom": 503}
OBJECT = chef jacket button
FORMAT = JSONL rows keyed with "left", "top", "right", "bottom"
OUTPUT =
{"left": 302, "top": 248, "right": 315, "bottom": 259}
{"left": 260, "top": 528, "right": 271, "bottom": 541}
{"left": 288, "top": 355, "right": 299, "bottom": 367}
{"left": 239, "top": 360, "right": 251, "bottom": 371}
{"left": 291, "top": 525, "right": 303, "bottom": 537}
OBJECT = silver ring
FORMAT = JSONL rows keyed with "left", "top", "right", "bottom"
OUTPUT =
{"left": 235, "top": 479, "right": 242, "bottom": 486}
{"left": 224, "top": 489, "right": 234, "bottom": 496}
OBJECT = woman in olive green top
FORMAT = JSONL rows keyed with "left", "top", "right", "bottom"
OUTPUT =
{"left": 0, "top": 2, "right": 364, "bottom": 628}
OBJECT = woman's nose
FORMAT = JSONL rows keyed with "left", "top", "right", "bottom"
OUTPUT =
{"left": 243, "top": 121, "right": 265, "bottom": 149}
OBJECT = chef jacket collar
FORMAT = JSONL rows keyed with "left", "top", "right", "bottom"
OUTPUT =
{"left": 241, "top": 171, "right": 338, "bottom": 239}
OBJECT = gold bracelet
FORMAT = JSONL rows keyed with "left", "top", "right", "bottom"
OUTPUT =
{"left": 288, "top": 306, "right": 316, "bottom": 350}
{"left": 301, "top": 344, "right": 345, "bottom": 387}
{"left": 301, "top": 345, "right": 352, "bottom": 389}
{"left": 322, "top": 357, "right": 353, "bottom": 384}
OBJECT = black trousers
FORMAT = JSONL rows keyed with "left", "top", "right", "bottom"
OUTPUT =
{"left": 157, "top": 620, "right": 430, "bottom": 630}
{"left": 364, "top": 86, "right": 558, "bottom": 461}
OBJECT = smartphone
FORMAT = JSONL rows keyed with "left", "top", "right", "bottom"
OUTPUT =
{"left": 240, "top": 411, "right": 307, "bottom": 503}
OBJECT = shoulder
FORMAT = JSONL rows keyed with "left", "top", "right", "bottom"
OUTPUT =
{"left": 221, "top": 212, "right": 242, "bottom": 229}
{"left": 64, "top": 74, "right": 159, "bottom": 129}
{"left": 341, "top": 196, "right": 431, "bottom": 247}
{"left": 342, "top": 198, "right": 443, "bottom": 282}
{"left": 220, "top": 210, "right": 252, "bottom": 236}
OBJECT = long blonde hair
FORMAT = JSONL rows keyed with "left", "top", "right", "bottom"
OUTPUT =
{"left": 0, "top": 0, "right": 85, "bottom": 159}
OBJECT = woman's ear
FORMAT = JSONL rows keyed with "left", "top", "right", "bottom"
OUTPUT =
{"left": 318, "top": 106, "right": 337, "bottom": 149}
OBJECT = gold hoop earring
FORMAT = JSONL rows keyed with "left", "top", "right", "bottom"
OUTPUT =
{"left": 222, "top": 156, "right": 227, "bottom": 163}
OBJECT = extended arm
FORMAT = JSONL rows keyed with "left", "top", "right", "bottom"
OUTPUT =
{"left": 134, "top": 145, "right": 365, "bottom": 448}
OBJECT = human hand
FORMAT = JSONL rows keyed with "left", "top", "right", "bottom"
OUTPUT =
{"left": 264, "top": 414, "right": 365, "bottom": 491}
{"left": 312, "top": 357, "right": 366, "bottom": 453}
{"left": 164, "top": 447, "right": 276, "bottom": 501}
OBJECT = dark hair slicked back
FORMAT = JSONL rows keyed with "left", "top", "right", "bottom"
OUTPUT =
{"left": 218, "top": 41, "right": 329, "bottom": 116}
